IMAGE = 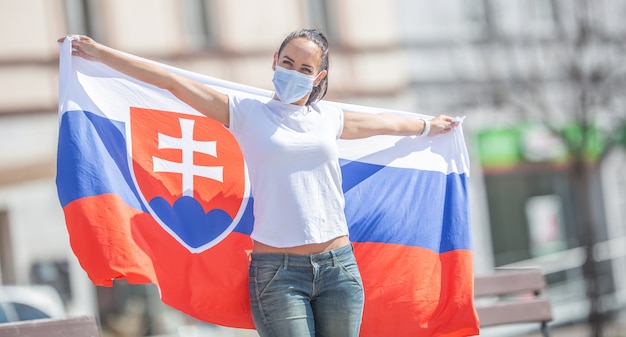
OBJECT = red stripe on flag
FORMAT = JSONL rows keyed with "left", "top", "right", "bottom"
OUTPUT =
{"left": 130, "top": 211, "right": 254, "bottom": 328}
{"left": 64, "top": 194, "right": 477, "bottom": 334}
{"left": 64, "top": 193, "right": 255, "bottom": 328}
{"left": 354, "top": 242, "right": 478, "bottom": 337}
{"left": 64, "top": 194, "right": 157, "bottom": 286}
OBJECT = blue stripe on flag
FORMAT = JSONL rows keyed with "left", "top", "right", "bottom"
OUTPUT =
{"left": 340, "top": 159, "right": 470, "bottom": 253}
{"left": 57, "top": 110, "right": 146, "bottom": 211}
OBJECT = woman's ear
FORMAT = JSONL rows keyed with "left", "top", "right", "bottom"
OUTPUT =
{"left": 272, "top": 52, "right": 278, "bottom": 71}
{"left": 314, "top": 70, "right": 327, "bottom": 87}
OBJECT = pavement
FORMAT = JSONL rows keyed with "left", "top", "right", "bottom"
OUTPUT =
{"left": 521, "top": 324, "right": 625, "bottom": 337}
{"left": 520, "top": 316, "right": 626, "bottom": 337}
{"left": 151, "top": 312, "right": 626, "bottom": 337}
{"left": 159, "top": 322, "right": 626, "bottom": 337}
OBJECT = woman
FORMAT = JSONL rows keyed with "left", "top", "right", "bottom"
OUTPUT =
{"left": 61, "top": 29, "right": 457, "bottom": 337}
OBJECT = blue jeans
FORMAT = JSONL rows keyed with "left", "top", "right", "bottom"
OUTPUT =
{"left": 248, "top": 244, "right": 364, "bottom": 337}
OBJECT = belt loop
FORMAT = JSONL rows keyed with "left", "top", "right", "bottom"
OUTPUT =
{"left": 284, "top": 254, "right": 289, "bottom": 270}
{"left": 331, "top": 249, "right": 338, "bottom": 267}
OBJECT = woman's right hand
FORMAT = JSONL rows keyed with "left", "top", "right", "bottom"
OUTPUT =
{"left": 56, "top": 34, "right": 231, "bottom": 126}
{"left": 57, "top": 35, "right": 102, "bottom": 62}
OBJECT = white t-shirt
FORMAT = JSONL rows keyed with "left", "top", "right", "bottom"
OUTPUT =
{"left": 227, "top": 95, "right": 349, "bottom": 247}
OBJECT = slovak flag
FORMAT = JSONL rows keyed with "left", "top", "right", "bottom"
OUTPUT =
{"left": 57, "top": 37, "right": 479, "bottom": 337}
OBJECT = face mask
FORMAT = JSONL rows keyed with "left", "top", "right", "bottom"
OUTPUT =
{"left": 272, "top": 65, "right": 317, "bottom": 104}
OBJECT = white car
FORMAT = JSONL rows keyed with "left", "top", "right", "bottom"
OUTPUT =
{"left": 0, "top": 285, "right": 66, "bottom": 323}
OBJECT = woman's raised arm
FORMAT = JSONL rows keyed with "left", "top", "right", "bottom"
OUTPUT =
{"left": 59, "top": 35, "right": 230, "bottom": 126}
{"left": 341, "top": 111, "right": 457, "bottom": 140}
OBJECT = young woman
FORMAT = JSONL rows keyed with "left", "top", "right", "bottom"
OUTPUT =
{"left": 61, "top": 28, "right": 457, "bottom": 337}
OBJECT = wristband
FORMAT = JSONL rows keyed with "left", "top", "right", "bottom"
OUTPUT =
{"left": 419, "top": 119, "right": 431, "bottom": 137}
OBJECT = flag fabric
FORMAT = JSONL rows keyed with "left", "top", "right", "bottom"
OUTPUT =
{"left": 57, "top": 38, "right": 478, "bottom": 337}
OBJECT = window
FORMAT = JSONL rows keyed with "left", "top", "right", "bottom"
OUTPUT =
{"left": 484, "top": 169, "right": 575, "bottom": 266}
{"left": 461, "top": 0, "right": 495, "bottom": 39}
{"left": 306, "top": 0, "right": 335, "bottom": 40}
{"left": 182, "top": 0, "right": 218, "bottom": 50}
{"left": 0, "top": 210, "right": 15, "bottom": 284}
{"left": 13, "top": 303, "right": 50, "bottom": 321}
{"left": 492, "top": 0, "right": 556, "bottom": 38}
{"left": 64, "top": 0, "right": 102, "bottom": 40}
{"left": 0, "top": 305, "right": 8, "bottom": 323}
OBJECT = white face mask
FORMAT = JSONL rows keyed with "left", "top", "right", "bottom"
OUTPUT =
{"left": 272, "top": 66, "right": 316, "bottom": 104}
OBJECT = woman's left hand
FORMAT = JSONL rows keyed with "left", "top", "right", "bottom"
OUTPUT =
{"left": 427, "top": 115, "right": 459, "bottom": 136}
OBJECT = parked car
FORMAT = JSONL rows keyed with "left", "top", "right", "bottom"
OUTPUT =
{"left": 0, "top": 285, "right": 65, "bottom": 323}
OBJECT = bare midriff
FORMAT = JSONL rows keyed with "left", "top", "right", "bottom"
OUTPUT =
{"left": 252, "top": 235, "right": 351, "bottom": 255}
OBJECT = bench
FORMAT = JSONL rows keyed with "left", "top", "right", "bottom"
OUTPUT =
{"left": 0, "top": 315, "right": 100, "bottom": 337}
{"left": 474, "top": 268, "right": 553, "bottom": 337}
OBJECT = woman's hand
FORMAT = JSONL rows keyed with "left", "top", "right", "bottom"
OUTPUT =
{"left": 427, "top": 114, "right": 459, "bottom": 136}
{"left": 57, "top": 35, "right": 102, "bottom": 62}
{"left": 57, "top": 34, "right": 230, "bottom": 125}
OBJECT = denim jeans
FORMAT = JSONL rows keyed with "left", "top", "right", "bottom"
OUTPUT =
{"left": 248, "top": 244, "right": 364, "bottom": 337}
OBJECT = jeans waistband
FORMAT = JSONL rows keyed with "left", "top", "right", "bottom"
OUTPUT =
{"left": 250, "top": 243, "right": 354, "bottom": 267}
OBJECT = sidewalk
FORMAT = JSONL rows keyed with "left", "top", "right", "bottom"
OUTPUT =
{"left": 521, "top": 323, "right": 625, "bottom": 337}
{"left": 521, "top": 315, "right": 626, "bottom": 337}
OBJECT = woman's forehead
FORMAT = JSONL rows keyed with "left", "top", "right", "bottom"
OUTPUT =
{"left": 279, "top": 38, "right": 322, "bottom": 61}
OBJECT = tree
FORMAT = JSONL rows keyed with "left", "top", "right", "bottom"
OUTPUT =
{"left": 470, "top": 0, "right": 626, "bottom": 336}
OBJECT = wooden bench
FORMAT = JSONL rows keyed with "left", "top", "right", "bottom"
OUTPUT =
{"left": 474, "top": 268, "right": 553, "bottom": 337}
{"left": 0, "top": 315, "right": 100, "bottom": 337}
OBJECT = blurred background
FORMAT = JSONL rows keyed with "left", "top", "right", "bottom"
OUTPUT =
{"left": 0, "top": 0, "right": 625, "bottom": 336}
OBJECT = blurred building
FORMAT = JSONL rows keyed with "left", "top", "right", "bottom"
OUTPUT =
{"left": 0, "top": 0, "right": 625, "bottom": 336}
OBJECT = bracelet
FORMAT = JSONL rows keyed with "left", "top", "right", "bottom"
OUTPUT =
{"left": 419, "top": 119, "right": 431, "bottom": 137}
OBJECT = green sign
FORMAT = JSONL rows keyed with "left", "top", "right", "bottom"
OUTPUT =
{"left": 477, "top": 121, "right": 613, "bottom": 170}
{"left": 477, "top": 128, "right": 521, "bottom": 169}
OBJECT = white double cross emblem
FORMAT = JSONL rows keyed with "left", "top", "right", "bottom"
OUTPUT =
{"left": 152, "top": 118, "right": 223, "bottom": 196}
